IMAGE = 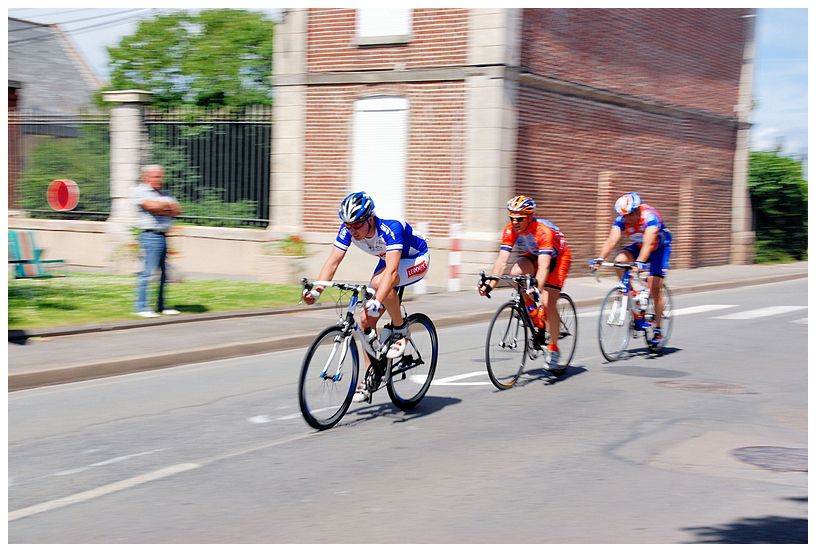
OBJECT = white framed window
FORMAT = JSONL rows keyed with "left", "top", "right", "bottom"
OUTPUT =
{"left": 355, "top": 8, "right": 412, "bottom": 45}
{"left": 351, "top": 96, "right": 409, "bottom": 221}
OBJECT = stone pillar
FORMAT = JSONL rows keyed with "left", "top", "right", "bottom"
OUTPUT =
{"left": 461, "top": 8, "right": 522, "bottom": 276}
{"left": 730, "top": 10, "right": 757, "bottom": 264}
{"left": 270, "top": 8, "right": 308, "bottom": 236}
{"left": 102, "top": 90, "right": 152, "bottom": 271}
{"left": 675, "top": 178, "right": 695, "bottom": 269}
{"left": 595, "top": 171, "right": 615, "bottom": 252}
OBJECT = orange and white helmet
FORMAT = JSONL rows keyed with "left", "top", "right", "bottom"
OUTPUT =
{"left": 614, "top": 192, "right": 642, "bottom": 216}
{"left": 506, "top": 195, "right": 536, "bottom": 215}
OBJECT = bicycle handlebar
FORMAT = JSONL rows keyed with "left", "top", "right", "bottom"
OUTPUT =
{"left": 301, "top": 278, "right": 376, "bottom": 298}
{"left": 478, "top": 271, "right": 538, "bottom": 299}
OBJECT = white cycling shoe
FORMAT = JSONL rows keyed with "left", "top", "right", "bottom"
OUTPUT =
{"left": 352, "top": 383, "right": 371, "bottom": 403}
{"left": 386, "top": 337, "right": 407, "bottom": 359}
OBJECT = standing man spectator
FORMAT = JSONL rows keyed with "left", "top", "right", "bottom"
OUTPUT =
{"left": 133, "top": 164, "right": 182, "bottom": 318}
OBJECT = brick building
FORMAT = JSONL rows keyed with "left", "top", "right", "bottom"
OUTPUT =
{"left": 272, "top": 8, "right": 755, "bottom": 287}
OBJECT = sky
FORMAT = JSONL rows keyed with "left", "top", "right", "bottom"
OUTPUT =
{"left": 6, "top": 6, "right": 810, "bottom": 162}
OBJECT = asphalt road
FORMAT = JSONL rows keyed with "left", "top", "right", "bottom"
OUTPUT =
{"left": 8, "top": 279, "right": 808, "bottom": 543}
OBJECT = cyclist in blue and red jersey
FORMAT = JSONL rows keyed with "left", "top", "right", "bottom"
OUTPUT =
{"left": 590, "top": 192, "right": 672, "bottom": 346}
{"left": 303, "top": 191, "right": 430, "bottom": 402}
{"left": 477, "top": 195, "right": 572, "bottom": 373}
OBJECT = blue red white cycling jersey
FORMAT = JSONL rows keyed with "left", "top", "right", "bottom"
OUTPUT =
{"left": 613, "top": 203, "right": 672, "bottom": 277}
{"left": 500, "top": 218, "right": 568, "bottom": 259}
{"left": 334, "top": 217, "right": 429, "bottom": 285}
{"left": 612, "top": 203, "right": 670, "bottom": 246}
{"left": 334, "top": 217, "right": 428, "bottom": 259}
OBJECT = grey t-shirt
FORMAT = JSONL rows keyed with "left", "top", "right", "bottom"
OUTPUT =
{"left": 133, "top": 183, "right": 176, "bottom": 232}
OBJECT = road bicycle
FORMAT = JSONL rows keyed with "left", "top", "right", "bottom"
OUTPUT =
{"left": 298, "top": 278, "right": 438, "bottom": 430}
{"left": 590, "top": 261, "right": 673, "bottom": 361}
{"left": 478, "top": 271, "right": 578, "bottom": 389}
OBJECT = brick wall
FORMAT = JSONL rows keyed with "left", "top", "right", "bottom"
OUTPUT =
{"left": 303, "top": 82, "right": 466, "bottom": 237}
{"left": 307, "top": 8, "right": 469, "bottom": 72}
{"left": 521, "top": 8, "right": 749, "bottom": 118}
{"left": 514, "top": 87, "right": 736, "bottom": 268}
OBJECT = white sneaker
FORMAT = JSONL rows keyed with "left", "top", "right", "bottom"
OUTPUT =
{"left": 386, "top": 337, "right": 407, "bottom": 359}
{"left": 161, "top": 309, "right": 181, "bottom": 315}
{"left": 352, "top": 384, "right": 371, "bottom": 403}
{"left": 135, "top": 311, "right": 159, "bottom": 318}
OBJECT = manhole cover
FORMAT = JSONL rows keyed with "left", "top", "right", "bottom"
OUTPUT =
{"left": 655, "top": 380, "right": 755, "bottom": 394}
{"left": 606, "top": 366, "right": 687, "bottom": 378}
{"left": 733, "top": 446, "right": 807, "bottom": 472}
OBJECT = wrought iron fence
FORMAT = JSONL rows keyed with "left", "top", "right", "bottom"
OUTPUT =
{"left": 9, "top": 107, "right": 274, "bottom": 228}
{"left": 9, "top": 110, "right": 110, "bottom": 220}
{"left": 145, "top": 106, "right": 273, "bottom": 228}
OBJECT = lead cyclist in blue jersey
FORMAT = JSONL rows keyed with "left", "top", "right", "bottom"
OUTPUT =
{"left": 302, "top": 191, "right": 430, "bottom": 402}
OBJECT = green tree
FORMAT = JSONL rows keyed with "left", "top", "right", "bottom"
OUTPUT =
{"left": 105, "top": 10, "right": 274, "bottom": 109}
{"left": 748, "top": 151, "right": 808, "bottom": 262}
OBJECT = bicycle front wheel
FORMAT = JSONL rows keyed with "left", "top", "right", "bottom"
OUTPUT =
{"left": 387, "top": 313, "right": 438, "bottom": 410}
{"left": 298, "top": 325, "right": 359, "bottom": 430}
{"left": 645, "top": 283, "right": 673, "bottom": 351}
{"left": 598, "top": 288, "right": 632, "bottom": 362}
{"left": 551, "top": 292, "right": 578, "bottom": 373}
{"left": 485, "top": 302, "right": 529, "bottom": 389}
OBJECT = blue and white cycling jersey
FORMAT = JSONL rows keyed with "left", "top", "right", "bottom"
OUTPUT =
{"left": 333, "top": 217, "right": 428, "bottom": 259}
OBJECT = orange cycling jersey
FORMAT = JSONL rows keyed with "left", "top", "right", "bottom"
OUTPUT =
{"left": 500, "top": 218, "right": 568, "bottom": 258}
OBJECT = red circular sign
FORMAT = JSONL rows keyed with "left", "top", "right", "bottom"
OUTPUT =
{"left": 47, "top": 179, "right": 80, "bottom": 211}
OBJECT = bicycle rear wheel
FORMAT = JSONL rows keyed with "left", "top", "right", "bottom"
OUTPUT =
{"left": 485, "top": 302, "right": 529, "bottom": 389}
{"left": 645, "top": 283, "right": 673, "bottom": 351}
{"left": 387, "top": 313, "right": 438, "bottom": 410}
{"left": 549, "top": 292, "right": 578, "bottom": 373}
{"left": 598, "top": 288, "right": 632, "bottom": 362}
{"left": 298, "top": 325, "right": 359, "bottom": 430}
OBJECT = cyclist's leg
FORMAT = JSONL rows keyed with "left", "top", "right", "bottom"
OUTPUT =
{"left": 616, "top": 245, "right": 637, "bottom": 279}
{"left": 382, "top": 253, "right": 430, "bottom": 358}
{"left": 647, "top": 236, "right": 671, "bottom": 330}
{"left": 543, "top": 247, "right": 571, "bottom": 352}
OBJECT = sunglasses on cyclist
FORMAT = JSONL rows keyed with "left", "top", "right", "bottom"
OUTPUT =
{"left": 509, "top": 215, "right": 527, "bottom": 223}
{"left": 344, "top": 219, "right": 368, "bottom": 230}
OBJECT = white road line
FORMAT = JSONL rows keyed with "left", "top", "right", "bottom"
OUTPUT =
{"left": 713, "top": 306, "right": 807, "bottom": 320}
{"left": 9, "top": 463, "right": 201, "bottom": 522}
{"left": 432, "top": 371, "right": 489, "bottom": 385}
{"left": 671, "top": 304, "right": 737, "bottom": 316}
{"left": 792, "top": 318, "right": 808, "bottom": 325}
{"left": 53, "top": 449, "right": 165, "bottom": 476}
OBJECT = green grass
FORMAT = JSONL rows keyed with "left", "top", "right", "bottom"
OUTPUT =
{"left": 8, "top": 272, "right": 342, "bottom": 330}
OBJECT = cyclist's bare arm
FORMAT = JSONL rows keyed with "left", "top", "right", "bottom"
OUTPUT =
{"left": 637, "top": 227, "right": 659, "bottom": 263}
{"left": 374, "top": 250, "right": 402, "bottom": 304}
{"left": 535, "top": 253, "right": 552, "bottom": 294}
{"left": 479, "top": 249, "right": 512, "bottom": 295}
{"left": 305, "top": 247, "right": 346, "bottom": 304}
{"left": 597, "top": 226, "right": 622, "bottom": 260}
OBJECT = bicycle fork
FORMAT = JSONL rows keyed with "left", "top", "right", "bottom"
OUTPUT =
{"left": 319, "top": 333, "right": 353, "bottom": 382}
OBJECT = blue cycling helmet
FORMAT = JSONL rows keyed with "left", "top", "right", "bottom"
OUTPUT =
{"left": 614, "top": 192, "right": 642, "bottom": 216}
{"left": 338, "top": 191, "right": 375, "bottom": 223}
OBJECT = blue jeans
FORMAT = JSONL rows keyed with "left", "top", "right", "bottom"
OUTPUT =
{"left": 135, "top": 232, "right": 168, "bottom": 312}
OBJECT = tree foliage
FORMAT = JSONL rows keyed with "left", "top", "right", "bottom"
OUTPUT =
{"left": 106, "top": 10, "right": 274, "bottom": 109}
{"left": 748, "top": 151, "right": 808, "bottom": 262}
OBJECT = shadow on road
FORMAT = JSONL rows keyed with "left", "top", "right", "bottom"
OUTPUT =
{"left": 682, "top": 512, "right": 807, "bottom": 543}
{"left": 346, "top": 395, "right": 462, "bottom": 427}
{"left": 513, "top": 364, "right": 589, "bottom": 387}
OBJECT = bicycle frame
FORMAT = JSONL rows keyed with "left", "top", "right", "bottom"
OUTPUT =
{"left": 593, "top": 262, "right": 652, "bottom": 331}
{"left": 301, "top": 278, "right": 420, "bottom": 385}
{"left": 479, "top": 272, "right": 544, "bottom": 346}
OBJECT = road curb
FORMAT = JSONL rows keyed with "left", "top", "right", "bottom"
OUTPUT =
{"left": 8, "top": 271, "right": 807, "bottom": 391}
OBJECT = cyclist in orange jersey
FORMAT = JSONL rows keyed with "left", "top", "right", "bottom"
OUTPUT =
{"left": 478, "top": 195, "right": 572, "bottom": 372}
